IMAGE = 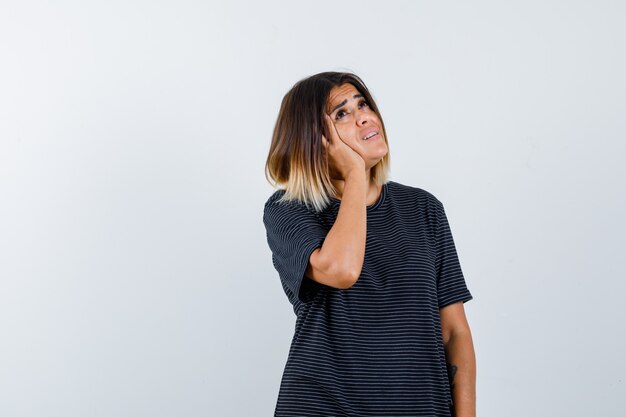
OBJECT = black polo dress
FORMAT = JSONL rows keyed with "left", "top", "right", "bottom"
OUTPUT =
{"left": 263, "top": 180, "right": 473, "bottom": 416}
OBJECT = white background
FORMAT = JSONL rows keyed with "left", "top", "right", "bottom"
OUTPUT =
{"left": 1, "top": 1, "right": 625, "bottom": 416}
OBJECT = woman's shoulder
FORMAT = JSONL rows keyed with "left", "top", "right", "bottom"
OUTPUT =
{"left": 387, "top": 180, "right": 441, "bottom": 206}
{"left": 264, "top": 189, "right": 314, "bottom": 209}
{"left": 386, "top": 181, "right": 444, "bottom": 231}
{"left": 263, "top": 188, "right": 323, "bottom": 221}
{"left": 264, "top": 188, "right": 286, "bottom": 206}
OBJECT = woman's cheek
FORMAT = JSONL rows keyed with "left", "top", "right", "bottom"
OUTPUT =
{"left": 339, "top": 127, "right": 356, "bottom": 144}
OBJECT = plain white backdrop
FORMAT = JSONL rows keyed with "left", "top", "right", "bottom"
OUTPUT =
{"left": 1, "top": 1, "right": 624, "bottom": 416}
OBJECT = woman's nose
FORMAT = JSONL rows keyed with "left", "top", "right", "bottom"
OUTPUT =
{"left": 356, "top": 111, "right": 369, "bottom": 125}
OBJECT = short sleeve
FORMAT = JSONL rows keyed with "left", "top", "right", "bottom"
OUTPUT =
{"left": 433, "top": 198, "right": 473, "bottom": 309}
{"left": 263, "top": 196, "right": 329, "bottom": 305}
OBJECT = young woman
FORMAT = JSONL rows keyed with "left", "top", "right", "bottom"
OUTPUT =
{"left": 263, "top": 71, "right": 476, "bottom": 417}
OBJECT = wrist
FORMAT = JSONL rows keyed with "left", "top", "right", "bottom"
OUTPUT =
{"left": 344, "top": 169, "right": 366, "bottom": 182}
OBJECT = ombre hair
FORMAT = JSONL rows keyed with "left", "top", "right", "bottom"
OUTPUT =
{"left": 264, "top": 71, "right": 391, "bottom": 212}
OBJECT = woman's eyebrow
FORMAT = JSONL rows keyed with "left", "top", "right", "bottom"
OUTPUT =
{"left": 330, "top": 94, "right": 363, "bottom": 114}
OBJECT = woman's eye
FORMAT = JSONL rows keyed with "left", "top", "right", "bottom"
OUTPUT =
{"left": 335, "top": 100, "right": 369, "bottom": 120}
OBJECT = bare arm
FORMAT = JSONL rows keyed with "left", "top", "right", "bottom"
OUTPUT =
{"left": 306, "top": 170, "right": 368, "bottom": 289}
{"left": 440, "top": 302, "right": 476, "bottom": 417}
{"left": 304, "top": 112, "right": 369, "bottom": 289}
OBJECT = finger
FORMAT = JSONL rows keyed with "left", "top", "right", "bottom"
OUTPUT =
{"left": 324, "top": 113, "right": 339, "bottom": 142}
{"left": 323, "top": 114, "right": 333, "bottom": 143}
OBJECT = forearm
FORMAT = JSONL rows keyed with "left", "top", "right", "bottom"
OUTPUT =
{"left": 321, "top": 171, "right": 368, "bottom": 283}
{"left": 444, "top": 331, "right": 476, "bottom": 417}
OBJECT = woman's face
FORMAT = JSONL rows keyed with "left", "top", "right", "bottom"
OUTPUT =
{"left": 325, "top": 83, "right": 388, "bottom": 170}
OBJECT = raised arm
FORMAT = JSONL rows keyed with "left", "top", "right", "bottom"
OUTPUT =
{"left": 305, "top": 111, "right": 370, "bottom": 289}
{"left": 306, "top": 170, "right": 368, "bottom": 289}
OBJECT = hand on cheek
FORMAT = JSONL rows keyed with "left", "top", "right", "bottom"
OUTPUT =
{"left": 337, "top": 127, "right": 363, "bottom": 155}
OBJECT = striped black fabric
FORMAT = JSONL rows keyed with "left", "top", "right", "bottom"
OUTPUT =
{"left": 263, "top": 180, "right": 473, "bottom": 416}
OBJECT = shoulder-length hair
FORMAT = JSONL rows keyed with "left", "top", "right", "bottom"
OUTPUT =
{"left": 264, "top": 71, "right": 391, "bottom": 212}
